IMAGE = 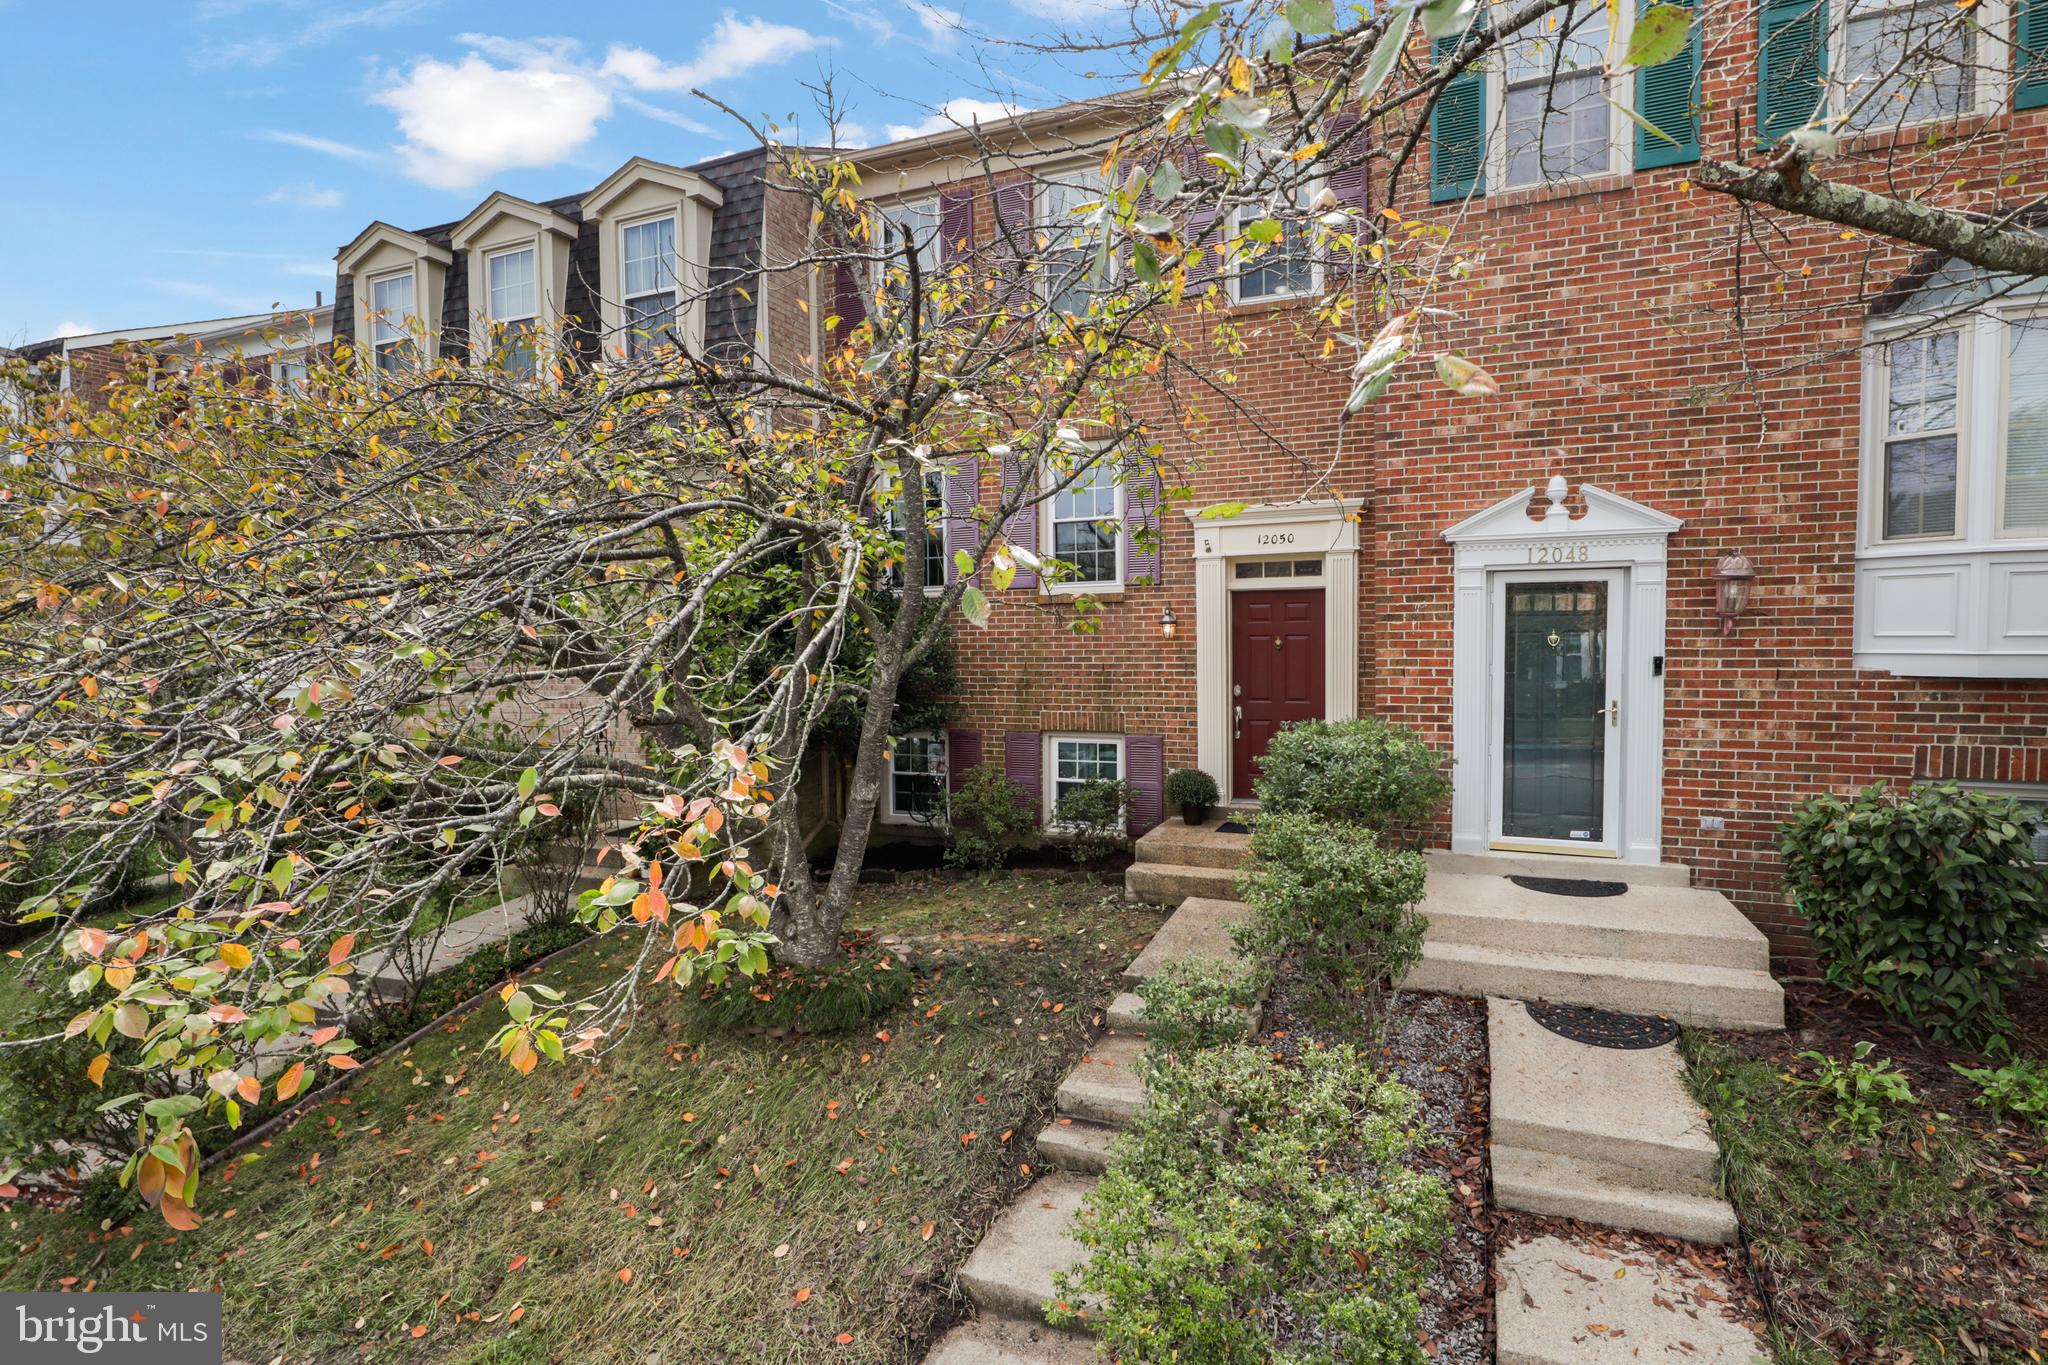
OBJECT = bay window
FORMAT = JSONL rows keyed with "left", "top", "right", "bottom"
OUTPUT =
{"left": 1875, "top": 329, "right": 1961, "bottom": 540}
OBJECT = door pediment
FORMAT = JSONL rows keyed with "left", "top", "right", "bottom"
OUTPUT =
{"left": 1442, "top": 483, "right": 1684, "bottom": 551}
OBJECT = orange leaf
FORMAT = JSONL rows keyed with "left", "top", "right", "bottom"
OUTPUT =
{"left": 86, "top": 1053, "right": 110, "bottom": 1087}
{"left": 617, "top": 1267, "right": 633, "bottom": 1284}
{"left": 309, "top": 1025, "right": 340, "bottom": 1046}
{"left": 160, "top": 1192, "right": 201, "bottom": 1232}
{"left": 422, "top": 1240, "right": 434, "bottom": 1256}
{"left": 507, "top": 1306, "right": 526, "bottom": 1324}
{"left": 793, "top": 1287, "right": 812, "bottom": 1304}
{"left": 328, "top": 1055, "right": 361, "bottom": 1071}
{"left": 410, "top": 1324, "right": 429, "bottom": 1338}
{"left": 236, "top": 1075, "right": 261, "bottom": 1103}
{"left": 328, "top": 933, "right": 355, "bottom": 967}
{"left": 509, "top": 1254, "right": 528, "bottom": 1272}
{"left": 276, "top": 1062, "right": 306, "bottom": 1102}
{"left": 920, "top": 1220, "right": 935, "bottom": 1241}
{"left": 836, "top": 1333, "right": 854, "bottom": 1345}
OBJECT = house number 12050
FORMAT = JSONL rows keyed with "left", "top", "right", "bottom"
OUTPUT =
{"left": 1256, "top": 532, "right": 1296, "bottom": 546}
{"left": 1530, "top": 543, "right": 1591, "bottom": 564}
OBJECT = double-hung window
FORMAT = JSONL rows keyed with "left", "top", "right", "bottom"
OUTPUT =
{"left": 2000, "top": 314, "right": 2048, "bottom": 534}
{"left": 1045, "top": 452, "right": 1122, "bottom": 589}
{"left": 1048, "top": 735, "right": 1123, "bottom": 822}
{"left": 1231, "top": 181, "right": 1318, "bottom": 304}
{"left": 881, "top": 469, "right": 947, "bottom": 591}
{"left": 1875, "top": 329, "right": 1962, "bottom": 540}
{"left": 1499, "top": 0, "right": 1617, "bottom": 188}
{"left": 888, "top": 733, "right": 948, "bottom": 824}
{"left": 368, "top": 270, "right": 417, "bottom": 373}
{"left": 621, "top": 215, "right": 679, "bottom": 357}
{"left": 1835, "top": 0, "right": 1976, "bottom": 132}
{"left": 873, "top": 196, "right": 941, "bottom": 309}
{"left": 271, "top": 353, "right": 309, "bottom": 393}
{"left": 486, "top": 244, "right": 539, "bottom": 380}
{"left": 1037, "top": 169, "right": 1110, "bottom": 317}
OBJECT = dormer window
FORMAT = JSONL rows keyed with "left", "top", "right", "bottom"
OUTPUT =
{"left": 450, "top": 193, "right": 577, "bottom": 382}
{"left": 582, "top": 157, "right": 724, "bottom": 360}
{"left": 337, "top": 222, "right": 452, "bottom": 374}
{"left": 621, "top": 215, "right": 679, "bottom": 357}
{"left": 369, "top": 269, "right": 418, "bottom": 372}
{"left": 485, "top": 245, "right": 539, "bottom": 379}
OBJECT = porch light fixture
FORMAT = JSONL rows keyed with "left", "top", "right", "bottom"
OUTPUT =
{"left": 1160, "top": 605, "right": 1179, "bottom": 639}
{"left": 1715, "top": 550, "right": 1756, "bottom": 637}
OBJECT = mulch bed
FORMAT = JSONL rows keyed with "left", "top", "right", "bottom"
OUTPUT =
{"left": 1260, "top": 975, "right": 1497, "bottom": 1363}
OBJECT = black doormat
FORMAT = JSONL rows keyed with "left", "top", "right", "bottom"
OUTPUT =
{"left": 1509, "top": 874, "right": 1627, "bottom": 898}
{"left": 1527, "top": 1000, "right": 1680, "bottom": 1049}
{"left": 1216, "top": 820, "right": 1251, "bottom": 835}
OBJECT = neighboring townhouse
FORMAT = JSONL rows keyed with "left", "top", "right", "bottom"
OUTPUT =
{"left": 16, "top": 305, "right": 334, "bottom": 406}
{"left": 848, "top": 1, "right": 2048, "bottom": 962}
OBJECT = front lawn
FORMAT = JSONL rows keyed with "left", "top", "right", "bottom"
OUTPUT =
{"left": 0, "top": 874, "right": 1162, "bottom": 1364}
{"left": 1684, "top": 982, "right": 2048, "bottom": 1364}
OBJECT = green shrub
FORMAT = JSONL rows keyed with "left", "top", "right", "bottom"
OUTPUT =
{"left": 943, "top": 762, "right": 1040, "bottom": 872}
{"left": 1136, "top": 958, "right": 1257, "bottom": 1053}
{"left": 1251, "top": 718, "right": 1451, "bottom": 837}
{"left": 1053, "top": 778, "right": 1135, "bottom": 865}
{"left": 1950, "top": 1059, "right": 2048, "bottom": 1131}
{"left": 1782, "top": 782, "right": 2047, "bottom": 1046}
{"left": 1163, "top": 768, "right": 1218, "bottom": 812}
{"left": 693, "top": 933, "right": 914, "bottom": 1035}
{"left": 1233, "top": 812, "right": 1428, "bottom": 1032}
{"left": 1791, "top": 1041, "right": 1918, "bottom": 1143}
{"left": 1051, "top": 1044, "right": 1449, "bottom": 1362}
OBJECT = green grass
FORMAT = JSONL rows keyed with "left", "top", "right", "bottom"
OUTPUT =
{"left": 0, "top": 876, "right": 1164, "bottom": 1364}
{"left": 1683, "top": 1029, "right": 2048, "bottom": 1362}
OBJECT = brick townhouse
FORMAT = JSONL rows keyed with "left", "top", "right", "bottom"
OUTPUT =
{"left": 17, "top": 306, "right": 334, "bottom": 406}
{"left": 842, "top": 0, "right": 2048, "bottom": 962}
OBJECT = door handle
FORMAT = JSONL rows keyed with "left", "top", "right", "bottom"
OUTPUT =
{"left": 1232, "top": 704, "right": 1242, "bottom": 739}
{"left": 1599, "top": 700, "right": 1619, "bottom": 727}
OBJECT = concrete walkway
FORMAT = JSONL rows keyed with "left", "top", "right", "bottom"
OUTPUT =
{"left": 924, "top": 892, "right": 1246, "bottom": 1363}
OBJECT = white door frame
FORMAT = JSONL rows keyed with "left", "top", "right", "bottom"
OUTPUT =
{"left": 1442, "top": 481, "right": 1681, "bottom": 866}
{"left": 1186, "top": 499, "right": 1362, "bottom": 804}
{"left": 1488, "top": 567, "right": 1626, "bottom": 857}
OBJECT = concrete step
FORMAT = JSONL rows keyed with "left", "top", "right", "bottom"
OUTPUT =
{"left": 1423, "top": 872, "right": 1770, "bottom": 972}
{"left": 1132, "top": 817, "right": 1250, "bottom": 871}
{"left": 1488, "top": 998, "right": 1719, "bottom": 1193}
{"left": 925, "top": 1316, "right": 1098, "bottom": 1364}
{"left": 1124, "top": 861, "right": 1238, "bottom": 904}
{"left": 1405, "top": 941, "right": 1784, "bottom": 1031}
{"left": 1053, "top": 1031, "right": 1148, "bottom": 1128}
{"left": 1103, "top": 991, "right": 1146, "bottom": 1033}
{"left": 1492, "top": 1146, "right": 1738, "bottom": 1245}
{"left": 956, "top": 1173, "right": 1098, "bottom": 1321}
{"left": 1496, "top": 1235, "right": 1766, "bottom": 1364}
{"left": 1035, "top": 1118, "right": 1118, "bottom": 1175}
{"left": 1426, "top": 848, "right": 1692, "bottom": 887}
{"left": 1122, "top": 896, "right": 1247, "bottom": 985}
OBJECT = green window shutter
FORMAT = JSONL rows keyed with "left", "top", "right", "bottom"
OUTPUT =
{"left": 1757, "top": 0, "right": 1828, "bottom": 146}
{"left": 1635, "top": 0, "right": 1702, "bottom": 168}
{"left": 1430, "top": 34, "right": 1488, "bottom": 203}
{"left": 2018, "top": 0, "right": 2048, "bottom": 111}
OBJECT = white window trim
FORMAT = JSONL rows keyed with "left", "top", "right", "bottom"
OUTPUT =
{"left": 1043, "top": 733, "right": 1126, "bottom": 827}
{"left": 1994, "top": 299, "right": 2048, "bottom": 539}
{"left": 1040, "top": 446, "right": 1125, "bottom": 595}
{"left": 1860, "top": 317, "right": 1970, "bottom": 548}
{"left": 366, "top": 266, "right": 420, "bottom": 371}
{"left": 1226, "top": 180, "right": 1323, "bottom": 306}
{"left": 482, "top": 241, "right": 540, "bottom": 375}
{"left": 1228, "top": 554, "right": 1329, "bottom": 588}
{"left": 881, "top": 469, "right": 948, "bottom": 597}
{"left": 618, "top": 209, "right": 682, "bottom": 355}
{"left": 870, "top": 194, "right": 941, "bottom": 296}
{"left": 1035, "top": 165, "right": 1116, "bottom": 314}
{"left": 1825, "top": 0, "right": 2008, "bottom": 133}
{"left": 270, "top": 351, "right": 310, "bottom": 392}
{"left": 1486, "top": 0, "right": 1636, "bottom": 191}
{"left": 883, "top": 731, "right": 949, "bottom": 826}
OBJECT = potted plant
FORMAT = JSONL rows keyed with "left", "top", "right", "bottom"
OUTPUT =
{"left": 1165, "top": 768, "right": 1219, "bottom": 827}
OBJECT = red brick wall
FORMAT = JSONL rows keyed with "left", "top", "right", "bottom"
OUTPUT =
{"left": 866, "top": 21, "right": 2048, "bottom": 966}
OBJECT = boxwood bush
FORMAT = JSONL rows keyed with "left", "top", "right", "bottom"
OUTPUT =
{"left": 1234, "top": 812, "right": 1428, "bottom": 1032}
{"left": 1135, "top": 957, "right": 1258, "bottom": 1053}
{"left": 1251, "top": 717, "right": 1450, "bottom": 837}
{"left": 1782, "top": 782, "right": 2047, "bottom": 1046}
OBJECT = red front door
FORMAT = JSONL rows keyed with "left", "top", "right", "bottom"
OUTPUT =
{"left": 1231, "top": 588, "right": 1326, "bottom": 800}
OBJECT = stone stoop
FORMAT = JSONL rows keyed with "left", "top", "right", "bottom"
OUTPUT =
{"left": 1120, "top": 897, "right": 1247, "bottom": 985}
{"left": 1488, "top": 998, "right": 1740, "bottom": 1245}
{"left": 1124, "top": 816, "right": 1250, "bottom": 905}
{"left": 1404, "top": 869, "right": 1785, "bottom": 1031}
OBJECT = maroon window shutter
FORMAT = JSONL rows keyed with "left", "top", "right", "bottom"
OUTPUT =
{"left": 1125, "top": 735, "right": 1165, "bottom": 837}
{"left": 942, "top": 456, "right": 981, "bottom": 584}
{"left": 945, "top": 728, "right": 982, "bottom": 792}
{"left": 938, "top": 188, "right": 976, "bottom": 265}
{"left": 999, "top": 453, "right": 1039, "bottom": 590}
{"left": 1120, "top": 448, "right": 1160, "bottom": 586}
{"left": 832, "top": 258, "right": 867, "bottom": 330}
{"left": 1324, "top": 113, "right": 1368, "bottom": 209}
{"left": 1003, "top": 731, "right": 1043, "bottom": 822}
{"left": 992, "top": 180, "right": 1036, "bottom": 313}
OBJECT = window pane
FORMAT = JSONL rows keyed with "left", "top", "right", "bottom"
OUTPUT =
{"left": 1505, "top": 68, "right": 1608, "bottom": 187}
{"left": 625, "top": 291, "right": 677, "bottom": 356}
{"left": 488, "top": 247, "right": 537, "bottom": 323}
{"left": 1841, "top": 0, "right": 1969, "bottom": 131}
{"left": 876, "top": 198, "right": 941, "bottom": 282}
{"left": 370, "top": 272, "right": 415, "bottom": 346}
{"left": 1050, "top": 458, "right": 1119, "bottom": 583}
{"left": 1053, "top": 739, "right": 1120, "bottom": 806}
{"left": 623, "top": 217, "right": 677, "bottom": 300}
{"left": 1885, "top": 433, "right": 1958, "bottom": 537}
{"left": 1887, "top": 331, "right": 1958, "bottom": 434}
{"left": 2004, "top": 317, "right": 2048, "bottom": 532}
{"left": 892, "top": 735, "right": 947, "bottom": 819}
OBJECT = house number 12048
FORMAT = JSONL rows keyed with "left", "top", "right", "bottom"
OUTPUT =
{"left": 1530, "top": 543, "right": 1591, "bottom": 564}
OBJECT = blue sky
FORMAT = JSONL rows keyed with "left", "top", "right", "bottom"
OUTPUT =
{"left": 0, "top": 0, "right": 1133, "bottom": 345}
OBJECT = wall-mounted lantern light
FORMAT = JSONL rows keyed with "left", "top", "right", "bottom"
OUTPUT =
{"left": 1715, "top": 550, "right": 1756, "bottom": 637}
{"left": 1160, "top": 605, "right": 1179, "bottom": 639}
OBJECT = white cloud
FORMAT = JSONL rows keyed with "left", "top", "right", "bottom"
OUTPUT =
{"left": 372, "top": 51, "right": 612, "bottom": 190}
{"left": 823, "top": 0, "right": 897, "bottom": 42}
{"left": 50, "top": 320, "right": 94, "bottom": 339}
{"left": 601, "top": 15, "right": 825, "bottom": 93}
{"left": 202, "top": 0, "right": 438, "bottom": 68}
{"left": 256, "top": 130, "right": 377, "bottom": 163}
{"left": 884, "top": 97, "right": 1025, "bottom": 142}
{"left": 265, "top": 181, "right": 345, "bottom": 209}
{"left": 906, "top": 1, "right": 963, "bottom": 46}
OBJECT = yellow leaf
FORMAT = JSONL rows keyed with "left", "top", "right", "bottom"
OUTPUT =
{"left": 218, "top": 943, "right": 253, "bottom": 970}
{"left": 86, "top": 1053, "right": 110, "bottom": 1087}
